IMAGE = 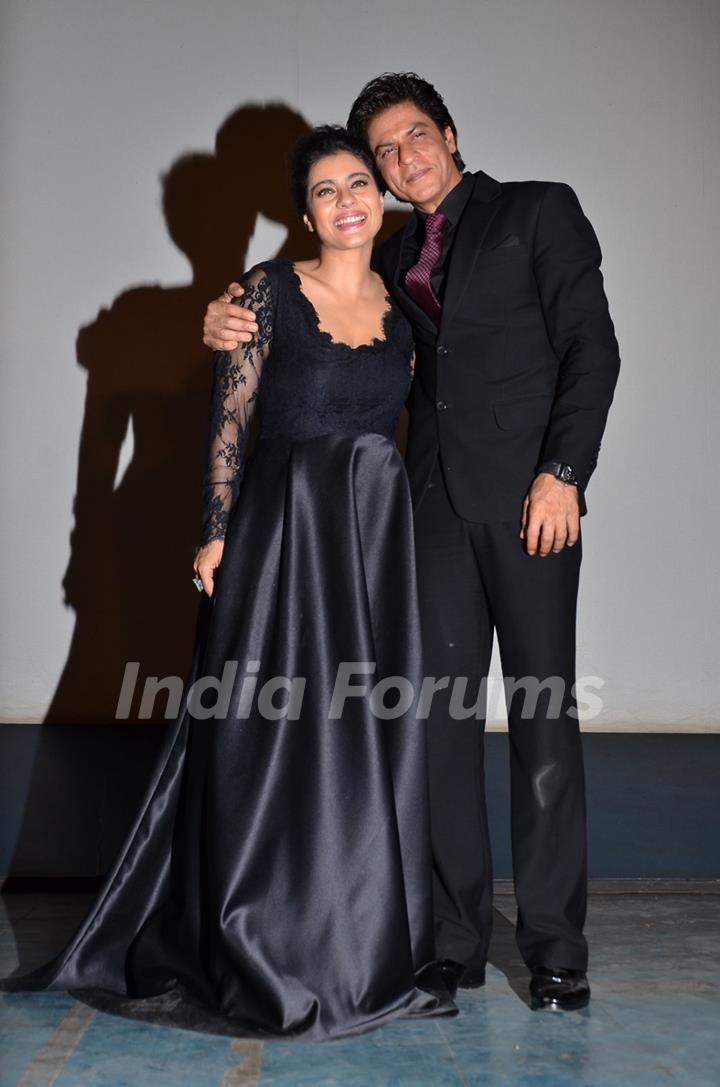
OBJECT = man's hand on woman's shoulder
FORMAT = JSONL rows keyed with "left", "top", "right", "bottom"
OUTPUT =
{"left": 203, "top": 282, "right": 259, "bottom": 351}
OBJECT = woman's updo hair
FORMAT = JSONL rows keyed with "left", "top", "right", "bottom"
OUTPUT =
{"left": 289, "top": 125, "right": 385, "bottom": 218}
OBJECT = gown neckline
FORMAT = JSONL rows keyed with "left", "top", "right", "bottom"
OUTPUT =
{"left": 284, "top": 259, "right": 394, "bottom": 353}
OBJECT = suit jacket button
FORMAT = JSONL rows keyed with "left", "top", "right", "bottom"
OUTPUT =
{"left": 436, "top": 400, "right": 448, "bottom": 411}
{"left": 437, "top": 344, "right": 448, "bottom": 355}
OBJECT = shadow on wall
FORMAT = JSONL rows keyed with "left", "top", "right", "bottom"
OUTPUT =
{"left": 5, "top": 100, "right": 410, "bottom": 883}
{"left": 46, "top": 102, "right": 314, "bottom": 727}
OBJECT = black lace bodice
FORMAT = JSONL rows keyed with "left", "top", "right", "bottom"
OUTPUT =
{"left": 201, "top": 260, "right": 415, "bottom": 544}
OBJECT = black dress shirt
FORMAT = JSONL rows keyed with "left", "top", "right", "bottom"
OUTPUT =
{"left": 400, "top": 172, "right": 474, "bottom": 303}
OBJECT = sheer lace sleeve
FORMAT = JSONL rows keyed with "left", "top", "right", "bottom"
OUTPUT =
{"left": 201, "top": 267, "right": 274, "bottom": 544}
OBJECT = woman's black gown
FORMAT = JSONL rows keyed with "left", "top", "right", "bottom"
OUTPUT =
{"left": 2, "top": 260, "right": 455, "bottom": 1039}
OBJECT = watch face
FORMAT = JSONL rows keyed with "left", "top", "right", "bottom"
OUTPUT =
{"left": 559, "top": 464, "right": 574, "bottom": 482}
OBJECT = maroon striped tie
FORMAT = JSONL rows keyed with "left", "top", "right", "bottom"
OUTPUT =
{"left": 404, "top": 211, "right": 448, "bottom": 325}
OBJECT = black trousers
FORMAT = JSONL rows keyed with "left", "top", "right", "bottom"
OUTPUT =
{"left": 413, "top": 460, "right": 588, "bottom": 971}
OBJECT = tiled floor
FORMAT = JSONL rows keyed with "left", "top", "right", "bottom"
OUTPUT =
{"left": 1, "top": 891, "right": 718, "bottom": 1086}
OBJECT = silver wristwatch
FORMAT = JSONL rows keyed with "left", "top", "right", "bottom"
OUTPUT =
{"left": 538, "top": 461, "right": 578, "bottom": 486}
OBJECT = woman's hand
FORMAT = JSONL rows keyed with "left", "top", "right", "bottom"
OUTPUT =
{"left": 193, "top": 539, "right": 225, "bottom": 596}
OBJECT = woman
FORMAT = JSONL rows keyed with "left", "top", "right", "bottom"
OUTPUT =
{"left": 1, "top": 127, "right": 455, "bottom": 1039}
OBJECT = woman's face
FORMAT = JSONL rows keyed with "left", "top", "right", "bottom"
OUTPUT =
{"left": 304, "top": 151, "right": 383, "bottom": 251}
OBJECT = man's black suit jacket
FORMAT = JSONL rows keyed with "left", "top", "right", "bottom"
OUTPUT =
{"left": 374, "top": 171, "right": 621, "bottom": 522}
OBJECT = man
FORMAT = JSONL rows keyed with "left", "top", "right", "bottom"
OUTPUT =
{"left": 202, "top": 73, "right": 620, "bottom": 1011}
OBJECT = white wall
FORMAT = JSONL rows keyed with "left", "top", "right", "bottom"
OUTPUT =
{"left": 1, "top": 0, "right": 718, "bottom": 729}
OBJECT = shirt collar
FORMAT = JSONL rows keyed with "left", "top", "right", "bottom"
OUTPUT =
{"left": 416, "top": 171, "right": 473, "bottom": 227}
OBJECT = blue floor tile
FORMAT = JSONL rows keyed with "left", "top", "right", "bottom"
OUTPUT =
{"left": 0, "top": 991, "right": 76, "bottom": 1087}
{"left": 1, "top": 892, "right": 719, "bottom": 1087}
{"left": 50, "top": 1013, "right": 240, "bottom": 1087}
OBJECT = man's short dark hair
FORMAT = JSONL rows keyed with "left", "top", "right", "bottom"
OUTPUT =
{"left": 288, "top": 125, "right": 385, "bottom": 217}
{"left": 347, "top": 72, "right": 465, "bottom": 172}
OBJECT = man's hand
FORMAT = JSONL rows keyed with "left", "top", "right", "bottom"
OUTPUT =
{"left": 202, "top": 283, "right": 258, "bottom": 351}
{"left": 520, "top": 473, "right": 580, "bottom": 556}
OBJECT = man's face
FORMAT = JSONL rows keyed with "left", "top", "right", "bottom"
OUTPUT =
{"left": 366, "top": 101, "right": 463, "bottom": 214}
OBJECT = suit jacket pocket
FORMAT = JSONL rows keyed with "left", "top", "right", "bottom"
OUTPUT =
{"left": 492, "top": 393, "right": 553, "bottom": 431}
{"left": 492, "top": 233, "right": 522, "bottom": 248}
{"left": 475, "top": 243, "right": 529, "bottom": 268}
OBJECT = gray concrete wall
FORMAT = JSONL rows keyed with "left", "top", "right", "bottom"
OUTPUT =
{"left": 1, "top": 0, "right": 719, "bottom": 729}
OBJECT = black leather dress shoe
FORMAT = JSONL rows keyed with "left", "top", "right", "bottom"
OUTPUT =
{"left": 459, "top": 965, "right": 486, "bottom": 990}
{"left": 436, "top": 960, "right": 464, "bottom": 998}
{"left": 437, "top": 960, "right": 486, "bottom": 998}
{"left": 529, "top": 967, "right": 590, "bottom": 1011}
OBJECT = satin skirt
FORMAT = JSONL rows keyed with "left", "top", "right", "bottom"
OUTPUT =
{"left": 3, "top": 433, "right": 455, "bottom": 1039}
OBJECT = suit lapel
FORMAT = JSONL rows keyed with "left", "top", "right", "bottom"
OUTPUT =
{"left": 439, "top": 171, "right": 502, "bottom": 334}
